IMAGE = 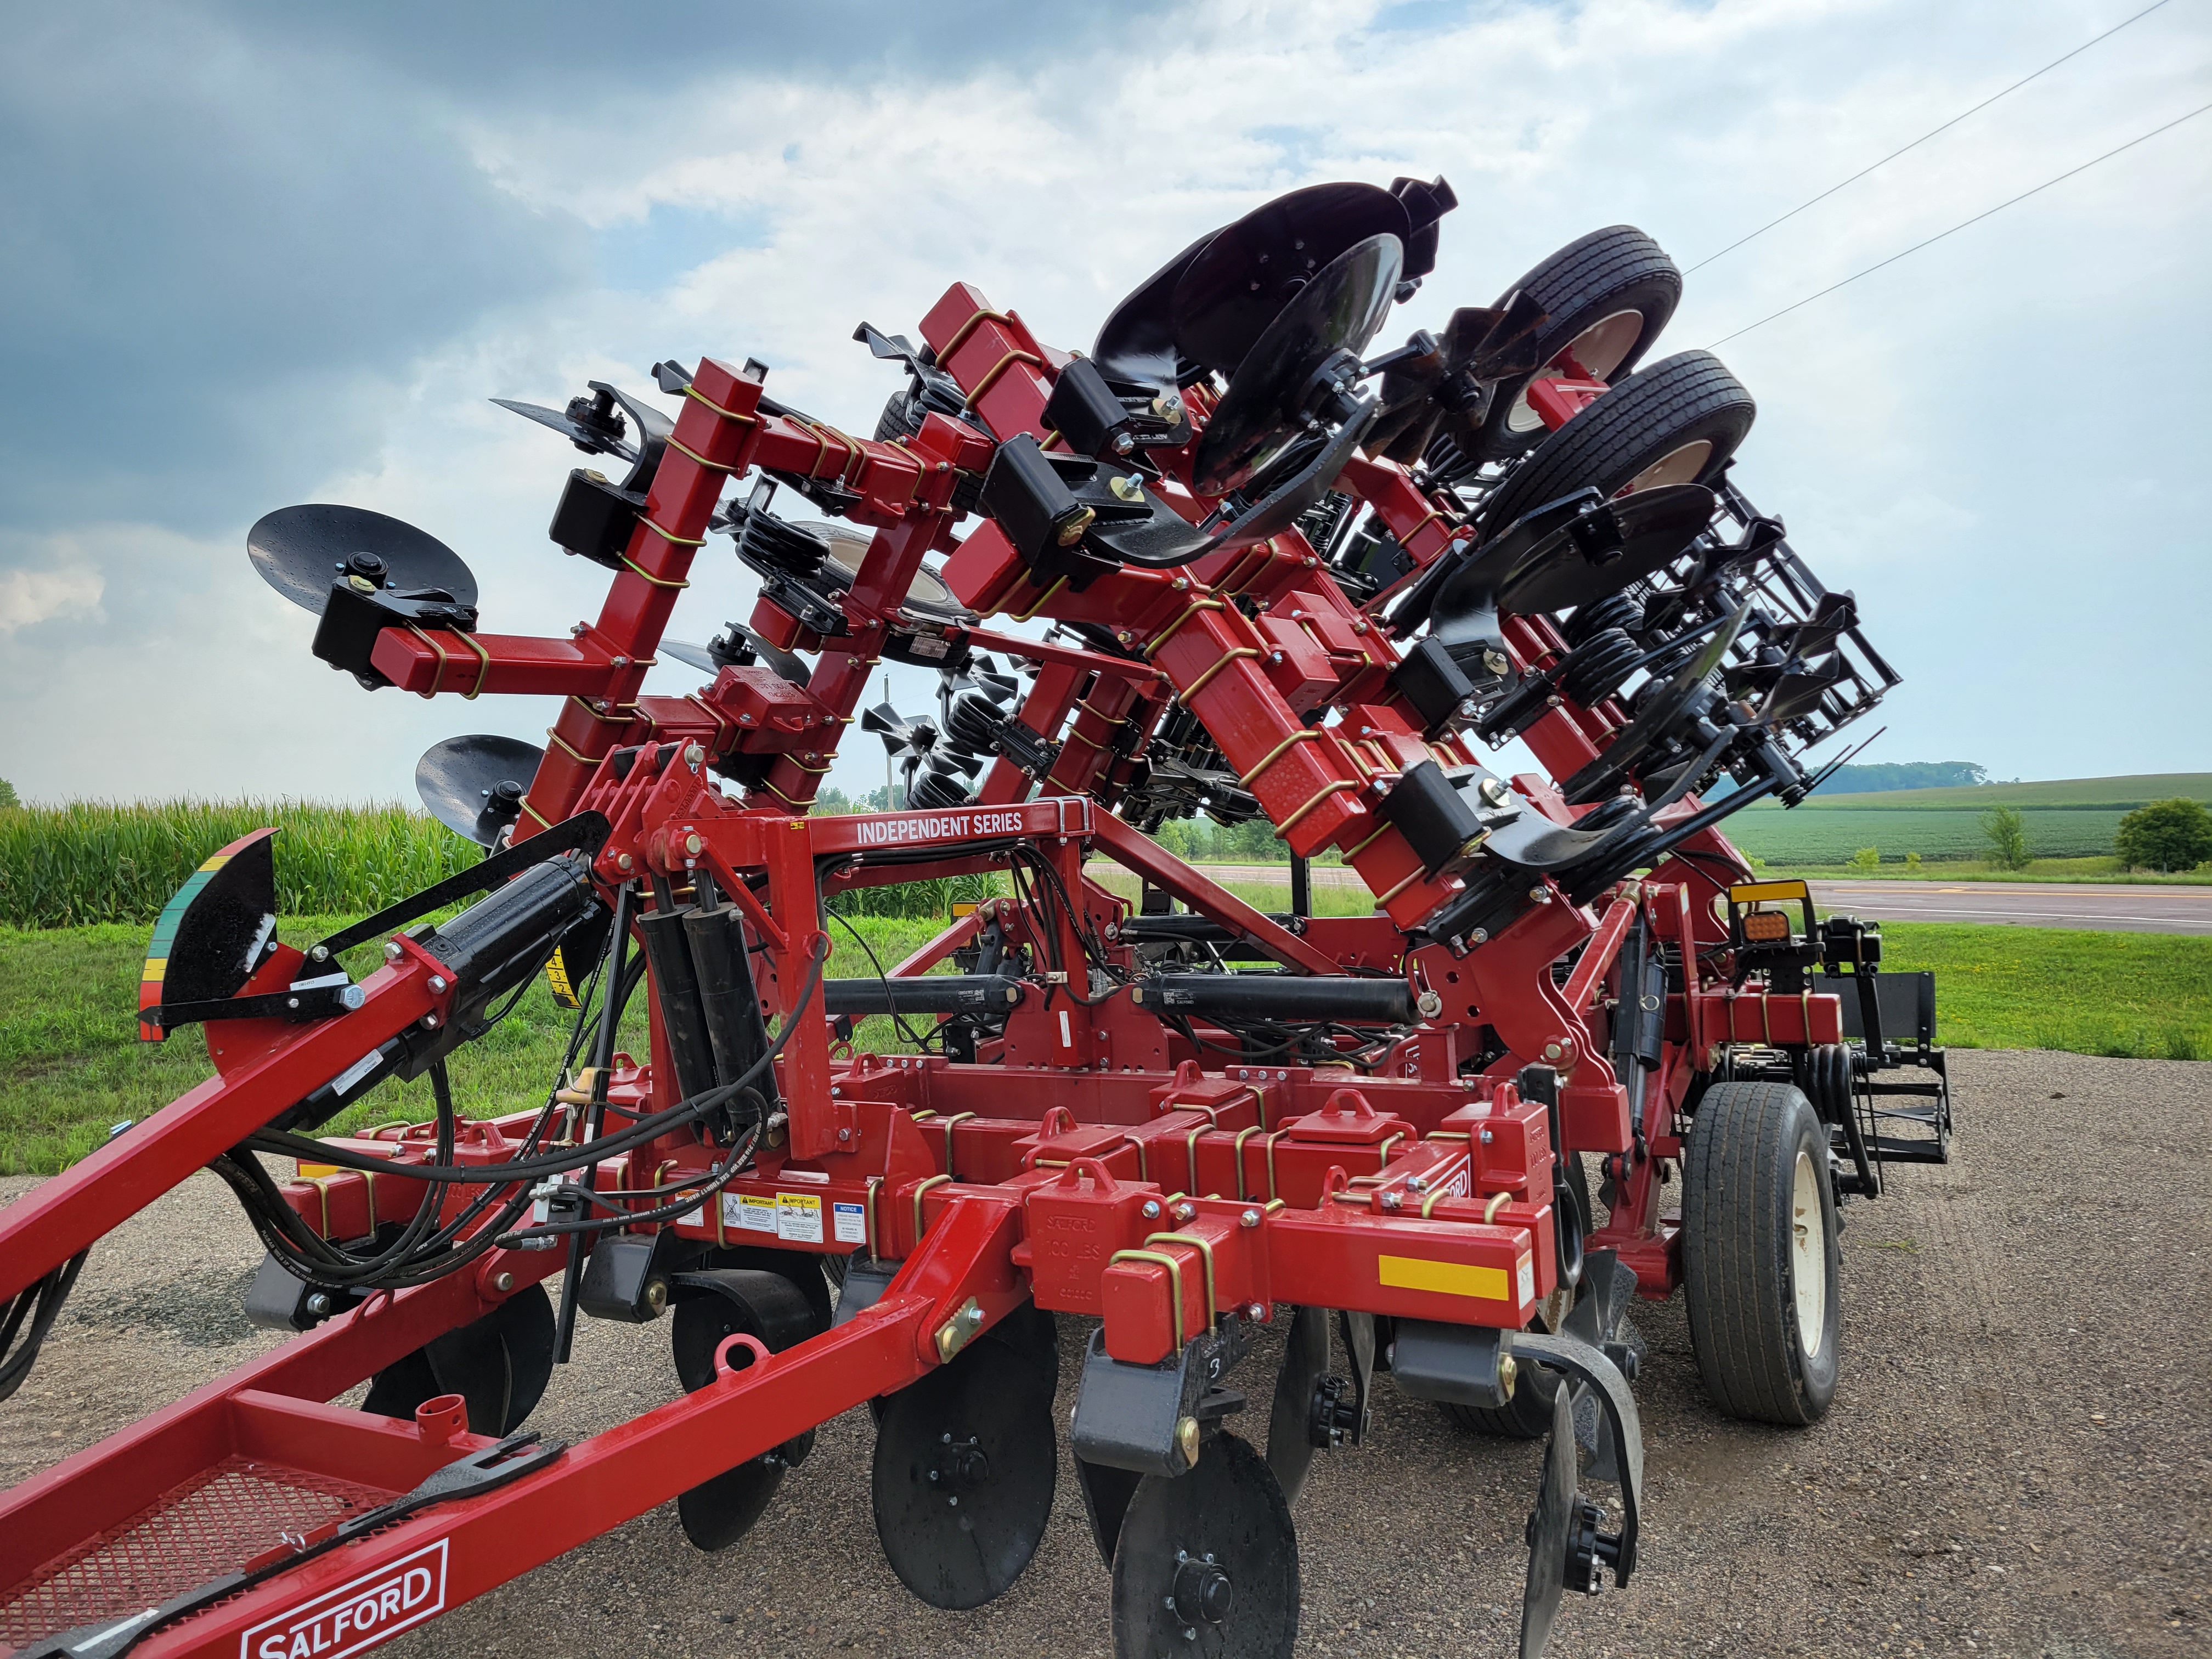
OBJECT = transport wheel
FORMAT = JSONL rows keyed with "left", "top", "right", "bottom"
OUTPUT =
{"left": 1681, "top": 1081, "right": 1841, "bottom": 1425}
{"left": 1474, "top": 225, "right": 1683, "bottom": 462}
{"left": 1480, "top": 349, "right": 1754, "bottom": 538}
{"left": 1111, "top": 1432, "right": 1299, "bottom": 1659}
{"left": 1440, "top": 1158, "right": 1592, "bottom": 1439}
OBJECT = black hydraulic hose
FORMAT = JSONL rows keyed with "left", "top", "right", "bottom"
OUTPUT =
{"left": 555, "top": 879, "right": 635, "bottom": 1363}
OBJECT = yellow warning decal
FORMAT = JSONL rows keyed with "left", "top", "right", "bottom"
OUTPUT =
{"left": 1728, "top": 878, "right": 1811, "bottom": 905}
{"left": 544, "top": 949, "right": 580, "bottom": 1010}
{"left": 1378, "top": 1255, "right": 1508, "bottom": 1301}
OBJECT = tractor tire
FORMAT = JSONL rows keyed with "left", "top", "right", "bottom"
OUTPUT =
{"left": 1474, "top": 225, "right": 1683, "bottom": 462}
{"left": 1682, "top": 1081, "right": 1841, "bottom": 1425}
{"left": 1479, "top": 349, "right": 1754, "bottom": 538}
{"left": 1438, "top": 1156, "right": 1592, "bottom": 1439}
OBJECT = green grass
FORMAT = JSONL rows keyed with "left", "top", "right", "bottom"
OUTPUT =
{"left": 1877, "top": 923, "right": 2211, "bottom": 1061}
{"left": 0, "top": 914, "right": 952, "bottom": 1176}
{"left": 0, "top": 802, "right": 474, "bottom": 928}
{"left": 7, "top": 897, "right": 2207, "bottom": 1174}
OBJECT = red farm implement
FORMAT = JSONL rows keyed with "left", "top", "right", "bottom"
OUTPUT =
{"left": 1, "top": 180, "right": 1940, "bottom": 1659}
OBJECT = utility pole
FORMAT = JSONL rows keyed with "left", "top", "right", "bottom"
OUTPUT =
{"left": 884, "top": 673, "right": 896, "bottom": 808}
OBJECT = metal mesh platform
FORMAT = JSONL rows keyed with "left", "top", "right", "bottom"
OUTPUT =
{"left": 0, "top": 1455, "right": 387, "bottom": 1650}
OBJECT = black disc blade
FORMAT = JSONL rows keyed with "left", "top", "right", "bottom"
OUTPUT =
{"left": 415, "top": 734, "right": 545, "bottom": 847}
{"left": 661, "top": 638, "right": 720, "bottom": 674}
{"left": 1111, "top": 1432, "right": 1299, "bottom": 1659}
{"left": 671, "top": 1266, "right": 823, "bottom": 1553}
{"left": 489, "top": 397, "right": 633, "bottom": 461}
{"left": 1265, "top": 1306, "right": 1330, "bottom": 1503}
{"left": 360, "top": 1282, "right": 554, "bottom": 1439}
{"left": 1494, "top": 484, "right": 1716, "bottom": 617}
{"left": 872, "top": 1321, "right": 1058, "bottom": 1609}
{"left": 1093, "top": 225, "right": 1220, "bottom": 390}
{"left": 1172, "top": 182, "right": 1412, "bottom": 377}
{"left": 1520, "top": 1385, "right": 1579, "bottom": 1659}
{"left": 248, "top": 504, "right": 477, "bottom": 616}
{"left": 727, "top": 623, "right": 812, "bottom": 687}
{"left": 1191, "top": 234, "right": 1402, "bottom": 499}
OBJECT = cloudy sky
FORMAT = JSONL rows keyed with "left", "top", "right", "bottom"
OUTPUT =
{"left": 2, "top": 0, "right": 2206, "bottom": 808}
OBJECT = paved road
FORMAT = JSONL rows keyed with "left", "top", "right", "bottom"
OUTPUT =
{"left": 1099, "top": 862, "right": 2212, "bottom": 935}
{"left": 4, "top": 1050, "right": 2208, "bottom": 1658}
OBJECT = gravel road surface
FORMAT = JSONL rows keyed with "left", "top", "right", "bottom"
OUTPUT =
{"left": 4, "top": 1050, "right": 2207, "bottom": 1658}
{"left": 1101, "top": 864, "right": 2212, "bottom": 935}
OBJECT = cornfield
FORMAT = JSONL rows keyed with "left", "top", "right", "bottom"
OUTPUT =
{"left": 0, "top": 802, "right": 476, "bottom": 927}
{"left": 0, "top": 801, "right": 1002, "bottom": 928}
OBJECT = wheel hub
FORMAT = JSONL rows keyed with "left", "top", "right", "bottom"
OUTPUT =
{"left": 1172, "top": 1550, "right": 1235, "bottom": 1624}
{"left": 1790, "top": 1148, "right": 1827, "bottom": 1357}
{"left": 930, "top": 1433, "right": 991, "bottom": 1497}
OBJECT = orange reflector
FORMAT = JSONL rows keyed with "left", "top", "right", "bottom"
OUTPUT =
{"left": 1741, "top": 910, "right": 1792, "bottom": 943}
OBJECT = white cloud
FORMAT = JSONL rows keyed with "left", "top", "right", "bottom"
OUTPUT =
{"left": 0, "top": 565, "right": 103, "bottom": 635}
{"left": 6, "top": 0, "right": 2209, "bottom": 803}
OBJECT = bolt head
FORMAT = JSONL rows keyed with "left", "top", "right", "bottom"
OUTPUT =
{"left": 1175, "top": 1415, "right": 1200, "bottom": 1465}
{"left": 1141, "top": 1199, "right": 1162, "bottom": 1219}
{"left": 493, "top": 1272, "right": 515, "bottom": 1293}
{"left": 1173, "top": 1201, "right": 1195, "bottom": 1222}
{"left": 617, "top": 853, "right": 634, "bottom": 870}
{"left": 382, "top": 940, "right": 404, "bottom": 962}
{"left": 1240, "top": 1208, "right": 1261, "bottom": 1228}
{"left": 685, "top": 743, "right": 705, "bottom": 765}
{"left": 427, "top": 974, "right": 448, "bottom": 993}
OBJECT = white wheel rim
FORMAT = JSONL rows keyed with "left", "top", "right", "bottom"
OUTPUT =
{"left": 1791, "top": 1148, "right": 1827, "bottom": 1357}
{"left": 1619, "top": 438, "right": 1712, "bottom": 496}
{"left": 1504, "top": 309, "right": 1645, "bottom": 434}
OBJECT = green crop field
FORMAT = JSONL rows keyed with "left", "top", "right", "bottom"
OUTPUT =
{"left": 1801, "top": 772, "right": 2212, "bottom": 811}
{"left": 1720, "top": 807, "right": 2134, "bottom": 866}
{"left": 0, "top": 800, "right": 472, "bottom": 928}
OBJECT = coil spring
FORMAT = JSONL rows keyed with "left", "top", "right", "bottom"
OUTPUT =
{"left": 945, "top": 687, "right": 1007, "bottom": 754}
{"left": 908, "top": 762, "right": 974, "bottom": 810}
{"left": 728, "top": 504, "right": 828, "bottom": 579}
{"left": 1423, "top": 428, "right": 1481, "bottom": 487}
{"left": 1557, "top": 628, "right": 1643, "bottom": 709}
{"left": 1561, "top": 591, "right": 1645, "bottom": 648}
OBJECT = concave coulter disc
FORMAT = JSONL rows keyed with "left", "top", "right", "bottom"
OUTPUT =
{"left": 871, "top": 1314, "right": 1059, "bottom": 1609}
{"left": 1110, "top": 1431, "right": 1299, "bottom": 1659}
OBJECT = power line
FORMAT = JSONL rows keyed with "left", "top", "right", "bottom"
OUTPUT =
{"left": 1685, "top": 0, "right": 2175, "bottom": 273}
{"left": 1708, "top": 99, "right": 2211, "bottom": 348}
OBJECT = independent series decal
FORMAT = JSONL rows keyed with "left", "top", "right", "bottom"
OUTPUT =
{"left": 850, "top": 809, "right": 1029, "bottom": 845}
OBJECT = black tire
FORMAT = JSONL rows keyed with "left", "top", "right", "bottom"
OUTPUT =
{"left": 1438, "top": 1156, "right": 1592, "bottom": 1438}
{"left": 1681, "top": 1081, "right": 1841, "bottom": 1425}
{"left": 1480, "top": 349, "right": 1755, "bottom": 538}
{"left": 1474, "top": 225, "right": 1683, "bottom": 462}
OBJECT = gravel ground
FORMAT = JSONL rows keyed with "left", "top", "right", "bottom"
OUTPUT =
{"left": 4, "top": 1049, "right": 2208, "bottom": 1658}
